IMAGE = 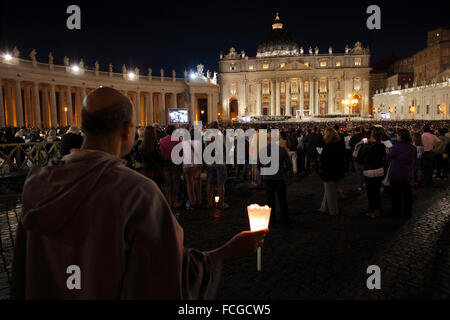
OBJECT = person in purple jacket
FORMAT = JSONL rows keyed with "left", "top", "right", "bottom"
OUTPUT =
{"left": 386, "top": 129, "right": 417, "bottom": 218}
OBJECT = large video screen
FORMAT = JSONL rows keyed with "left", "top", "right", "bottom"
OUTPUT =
{"left": 169, "top": 109, "right": 189, "bottom": 124}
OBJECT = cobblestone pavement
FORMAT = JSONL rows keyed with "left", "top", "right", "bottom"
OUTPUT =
{"left": 1, "top": 172, "right": 449, "bottom": 300}
{"left": 179, "top": 172, "right": 450, "bottom": 300}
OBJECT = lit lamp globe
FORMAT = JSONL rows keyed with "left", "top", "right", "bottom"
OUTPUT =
{"left": 71, "top": 65, "right": 80, "bottom": 73}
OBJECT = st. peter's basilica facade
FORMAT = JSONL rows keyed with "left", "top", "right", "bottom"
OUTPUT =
{"left": 218, "top": 13, "right": 372, "bottom": 121}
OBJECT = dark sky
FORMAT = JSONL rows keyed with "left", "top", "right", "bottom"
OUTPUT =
{"left": 0, "top": 0, "right": 448, "bottom": 75}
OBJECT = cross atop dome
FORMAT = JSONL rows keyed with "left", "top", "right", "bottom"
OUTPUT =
{"left": 272, "top": 12, "right": 283, "bottom": 30}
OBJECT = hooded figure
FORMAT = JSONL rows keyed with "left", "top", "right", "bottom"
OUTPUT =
{"left": 11, "top": 87, "right": 267, "bottom": 300}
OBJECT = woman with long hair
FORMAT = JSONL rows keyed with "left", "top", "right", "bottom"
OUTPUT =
{"left": 318, "top": 128, "right": 346, "bottom": 216}
{"left": 141, "top": 126, "right": 165, "bottom": 187}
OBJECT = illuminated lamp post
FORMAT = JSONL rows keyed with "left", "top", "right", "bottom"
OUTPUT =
{"left": 341, "top": 93, "right": 360, "bottom": 122}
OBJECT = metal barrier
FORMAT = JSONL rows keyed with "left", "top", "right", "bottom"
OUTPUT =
{"left": 0, "top": 195, "right": 21, "bottom": 300}
{"left": 0, "top": 142, "right": 60, "bottom": 177}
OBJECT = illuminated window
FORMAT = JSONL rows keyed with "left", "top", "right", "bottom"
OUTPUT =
{"left": 249, "top": 65, "right": 254, "bottom": 70}
{"left": 281, "top": 82, "right": 286, "bottom": 94}
{"left": 354, "top": 58, "right": 361, "bottom": 66}
{"left": 280, "top": 63, "right": 285, "bottom": 68}
{"left": 304, "top": 62, "right": 309, "bottom": 67}
{"left": 320, "top": 61, "right": 327, "bottom": 67}
{"left": 263, "top": 63, "right": 269, "bottom": 69}
{"left": 304, "top": 81, "right": 309, "bottom": 93}
{"left": 336, "top": 61, "right": 341, "bottom": 67}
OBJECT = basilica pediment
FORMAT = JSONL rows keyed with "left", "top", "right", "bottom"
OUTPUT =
{"left": 278, "top": 60, "right": 313, "bottom": 71}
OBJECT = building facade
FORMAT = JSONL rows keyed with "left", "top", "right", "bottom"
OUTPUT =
{"left": 413, "top": 28, "right": 450, "bottom": 85}
{"left": 0, "top": 50, "right": 219, "bottom": 128}
{"left": 373, "top": 79, "right": 450, "bottom": 120}
{"left": 218, "top": 14, "right": 372, "bottom": 120}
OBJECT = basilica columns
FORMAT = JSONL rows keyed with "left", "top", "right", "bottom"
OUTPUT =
{"left": 299, "top": 80, "right": 304, "bottom": 116}
{"left": 270, "top": 80, "right": 275, "bottom": 115}
{"left": 275, "top": 79, "right": 281, "bottom": 115}
{"left": 309, "top": 79, "right": 314, "bottom": 116}
{"left": 314, "top": 78, "right": 319, "bottom": 115}
{"left": 32, "top": 82, "right": 41, "bottom": 128}
{"left": 329, "top": 78, "right": 335, "bottom": 114}
{"left": 256, "top": 82, "right": 261, "bottom": 116}
{"left": 286, "top": 80, "right": 291, "bottom": 116}
{"left": 0, "top": 79, "right": 5, "bottom": 127}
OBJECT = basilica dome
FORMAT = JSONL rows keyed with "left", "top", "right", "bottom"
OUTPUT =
{"left": 256, "top": 13, "right": 299, "bottom": 58}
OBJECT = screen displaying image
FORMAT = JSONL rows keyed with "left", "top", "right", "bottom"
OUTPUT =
{"left": 169, "top": 109, "right": 189, "bottom": 124}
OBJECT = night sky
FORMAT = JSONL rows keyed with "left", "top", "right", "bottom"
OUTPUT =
{"left": 0, "top": 0, "right": 448, "bottom": 75}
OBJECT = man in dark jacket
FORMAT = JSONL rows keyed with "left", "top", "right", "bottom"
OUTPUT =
{"left": 260, "top": 136, "right": 292, "bottom": 225}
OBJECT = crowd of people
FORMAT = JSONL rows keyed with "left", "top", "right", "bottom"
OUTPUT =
{"left": 6, "top": 87, "right": 450, "bottom": 299}
{"left": 2, "top": 119, "right": 450, "bottom": 220}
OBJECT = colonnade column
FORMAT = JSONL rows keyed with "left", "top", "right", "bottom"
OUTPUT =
{"left": 6, "top": 82, "right": 14, "bottom": 126}
{"left": 256, "top": 82, "right": 262, "bottom": 116}
{"left": 0, "top": 79, "right": 5, "bottom": 127}
{"left": 148, "top": 92, "right": 154, "bottom": 124}
{"left": 49, "top": 84, "right": 57, "bottom": 127}
{"left": 161, "top": 93, "right": 166, "bottom": 125}
{"left": 286, "top": 80, "right": 291, "bottom": 116}
{"left": 32, "top": 82, "right": 41, "bottom": 128}
{"left": 58, "top": 86, "right": 66, "bottom": 126}
{"left": 275, "top": 79, "right": 281, "bottom": 115}
{"left": 309, "top": 79, "right": 314, "bottom": 116}
{"left": 15, "top": 80, "right": 24, "bottom": 127}
{"left": 74, "top": 88, "right": 82, "bottom": 126}
{"left": 136, "top": 91, "right": 141, "bottom": 126}
{"left": 299, "top": 79, "right": 304, "bottom": 117}
{"left": 24, "top": 85, "right": 32, "bottom": 126}
{"left": 41, "top": 86, "right": 49, "bottom": 128}
{"left": 66, "top": 86, "right": 73, "bottom": 126}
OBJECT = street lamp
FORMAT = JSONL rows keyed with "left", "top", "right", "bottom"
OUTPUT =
{"left": 341, "top": 94, "right": 360, "bottom": 122}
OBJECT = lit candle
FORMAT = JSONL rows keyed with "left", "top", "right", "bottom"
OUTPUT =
{"left": 215, "top": 196, "right": 220, "bottom": 205}
{"left": 247, "top": 204, "right": 271, "bottom": 271}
